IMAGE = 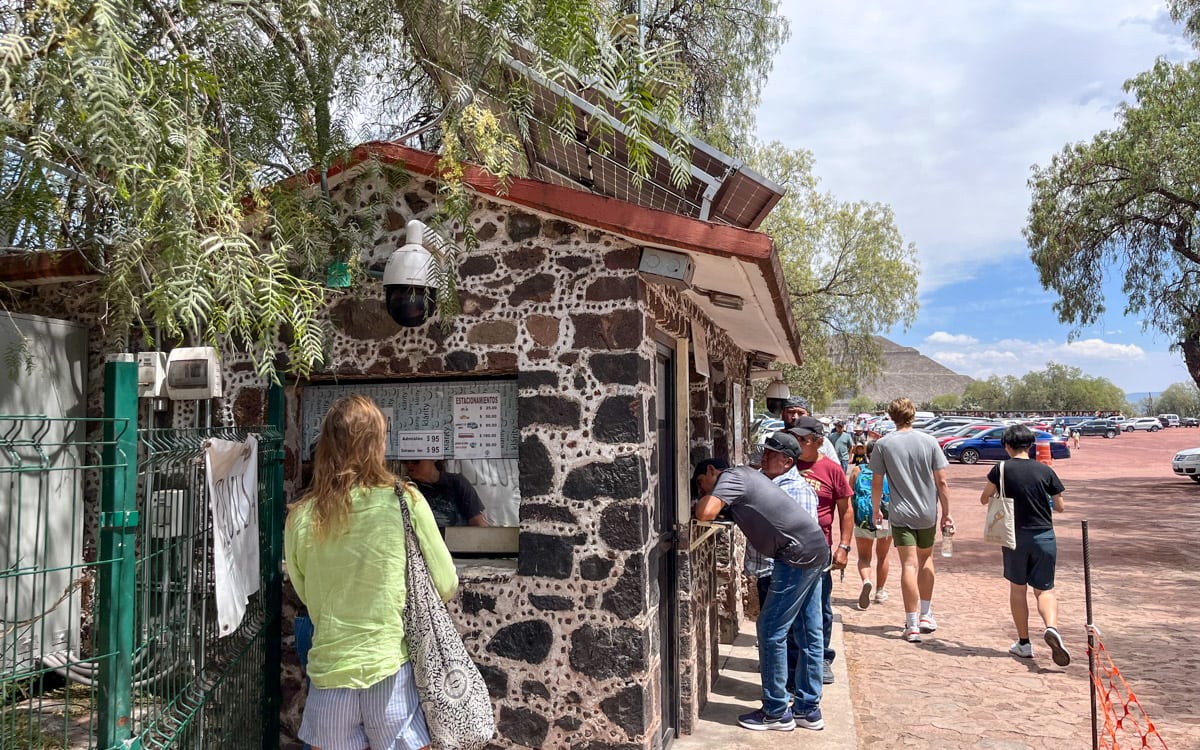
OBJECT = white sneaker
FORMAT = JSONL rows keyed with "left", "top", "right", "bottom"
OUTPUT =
{"left": 874, "top": 589, "right": 889, "bottom": 603}
{"left": 903, "top": 625, "right": 922, "bottom": 643}
{"left": 1044, "top": 628, "right": 1071, "bottom": 667}
{"left": 919, "top": 613, "right": 938, "bottom": 633}
{"left": 1009, "top": 641, "right": 1033, "bottom": 658}
{"left": 857, "top": 580, "right": 873, "bottom": 610}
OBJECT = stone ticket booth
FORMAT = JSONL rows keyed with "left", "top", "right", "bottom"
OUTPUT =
{"left": 0, "top": 140, "right": 802, "bottom": 748}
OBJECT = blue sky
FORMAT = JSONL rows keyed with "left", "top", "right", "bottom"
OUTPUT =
{"left": 755, "top": 0, "right": 1195, "bottom": 394}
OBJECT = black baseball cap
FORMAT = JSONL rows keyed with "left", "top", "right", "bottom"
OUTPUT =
{"left": 763, "top": 431, "right": 801, "bottom": 461}
{"left": 788, "top": 415, "right": 826, "bottom": 438}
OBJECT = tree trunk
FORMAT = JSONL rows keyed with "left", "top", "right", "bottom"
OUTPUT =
{"left": 1182, "top": 330, "right": 1200, "bottom": 392}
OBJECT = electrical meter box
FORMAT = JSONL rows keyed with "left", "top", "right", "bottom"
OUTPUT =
{"left": 137, "top": 351, "right": 167, "bottom": 398}
{"left": 166, "top": 346, "right": 223, "bottom": 399}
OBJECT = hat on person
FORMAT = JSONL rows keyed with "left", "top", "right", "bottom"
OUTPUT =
{"left": 782, "top": 396, "right": 810, "bottom": 412}
{"left": 834, "top": 419, "right": 846, "bottom": 427}
{"left": 763, "top": 431, "right": 801, "bottom": 461}
{"left": 788, "top": 415, "right": 826, "bottom": 438}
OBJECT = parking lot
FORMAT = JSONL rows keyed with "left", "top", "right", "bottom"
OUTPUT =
{"left": 839, "top": 427, "right": 1200, "bottom": 748}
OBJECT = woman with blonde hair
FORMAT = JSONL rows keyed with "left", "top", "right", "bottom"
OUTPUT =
{"left": 286, "top": 394, "right": 458, "bottom": 750}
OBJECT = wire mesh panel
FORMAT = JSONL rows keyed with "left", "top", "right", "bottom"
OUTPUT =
{"left": 0, "top": 416, "right": 125, "bottom": 750}
{"left": 130, "top": 426, "right": 283, "bottom": 750}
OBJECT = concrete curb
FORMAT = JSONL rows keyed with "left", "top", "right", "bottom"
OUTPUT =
{"left": 673, "top": 614, "right": 858, "bottom": 749}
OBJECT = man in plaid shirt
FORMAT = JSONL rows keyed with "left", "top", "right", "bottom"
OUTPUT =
{"left": 745, "top": 431, "right": 826, "bottom": 730}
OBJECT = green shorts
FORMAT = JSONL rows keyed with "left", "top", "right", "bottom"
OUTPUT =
{"left": 892, "top": 525, "right": 936, "bottom": 549}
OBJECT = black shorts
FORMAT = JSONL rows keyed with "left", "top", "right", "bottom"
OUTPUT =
{"left": 1002, "top": 529, "right": 1057, "bottom": 590}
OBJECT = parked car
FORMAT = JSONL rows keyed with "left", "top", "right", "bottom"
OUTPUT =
{"left": 920, "top": 416, "right": 980, "bottom": 433}
{"left": 1051, "top": 416, "right": 1090, "bottom": 432}
{"left": 943, "top": 427, "right": 1071, "bottom": 464}
{"left": 1158, "top": 413, "right": 1181, "bottom": 428}
{"left": 937, "top": 423, "right": 996, "bottom": 447}
{"left": 1072, "top": 419, "right": 1121, "bottom": 438}
{"left": 1172, "top": 447, "right": 1200, "bottom": 482}
{"left": 1184, "top": 417, "right": 1200, "bottom": 427}
{"left": 1124, "top": 417, "right": 1162, "bottom": 432}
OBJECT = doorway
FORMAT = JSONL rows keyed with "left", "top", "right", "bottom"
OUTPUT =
{"left": 653, "top": 341, "right": 679, "bottom": 745}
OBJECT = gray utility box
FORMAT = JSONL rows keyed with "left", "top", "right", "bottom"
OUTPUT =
{"left": 0, "top": 311, "right": 89, "bottom": 676}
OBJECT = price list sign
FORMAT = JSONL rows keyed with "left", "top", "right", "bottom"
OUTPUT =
{"left": 452, "top": 393, "right": 502, "bottom": 459}
{"left": 395, "top": 431, "right": 444, "bottom": 459}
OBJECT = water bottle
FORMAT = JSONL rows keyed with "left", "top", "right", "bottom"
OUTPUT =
{"left": 940, "top": 524, "right": 954, "bottom": 558}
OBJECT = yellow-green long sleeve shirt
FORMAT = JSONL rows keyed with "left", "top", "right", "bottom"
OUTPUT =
{"left": 284, "top": 484, "right": 459, "bottom": 689}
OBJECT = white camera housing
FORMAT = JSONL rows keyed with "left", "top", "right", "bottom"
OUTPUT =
{"left": 383, "top": 220, "right": 440, "bottom": 326}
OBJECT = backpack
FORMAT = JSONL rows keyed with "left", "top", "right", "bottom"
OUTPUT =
{"left": 852, "top": 466, "right": 889, "bottom": 530}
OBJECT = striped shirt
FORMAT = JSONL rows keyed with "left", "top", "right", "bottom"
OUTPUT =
{"left": 743, "top": 466, "right": 820, "bottom": 577}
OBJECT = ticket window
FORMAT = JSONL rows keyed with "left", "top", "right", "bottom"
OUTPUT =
{"left": 300, "top": 377, "right": 520, "bottom": 556}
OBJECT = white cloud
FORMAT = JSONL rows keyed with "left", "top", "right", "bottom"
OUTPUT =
{"left": 917, "top": 332, "right": 1175, "bottom": 392}
{"left": 1060, "top": 338, "right": 1145, "bottom": 360}
{"left": 757, "top": 1, "right": 1190, "bottom": 294}
{"left": 924, "top": 331, "right": 979, "bottom": 346}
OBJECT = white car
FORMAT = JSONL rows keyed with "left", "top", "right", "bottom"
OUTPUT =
{"left": 1173, "top": 448, "right": 1200, "bottom": 482}
{"left": 1125, "top": 417, "right": 1163, "bottom": 432}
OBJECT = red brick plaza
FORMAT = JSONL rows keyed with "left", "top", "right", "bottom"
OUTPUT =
{"left": 840, "top": 427, "right": 1200, "bottom": 749}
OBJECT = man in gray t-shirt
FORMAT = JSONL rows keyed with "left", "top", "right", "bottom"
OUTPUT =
{"left": 694, "top": 460, "right": 829, "bottom": 730}
{"left": 868, "top": 397, "right": 952, "bottom": 645}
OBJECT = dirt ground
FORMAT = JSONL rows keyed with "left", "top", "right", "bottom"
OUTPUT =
{"left": 838, "top": 427, "right": 1200, "bottom": 749}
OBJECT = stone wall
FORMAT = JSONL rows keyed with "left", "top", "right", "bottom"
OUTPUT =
{"left": 3, "top": 167, "right": 757, "bottom": 749}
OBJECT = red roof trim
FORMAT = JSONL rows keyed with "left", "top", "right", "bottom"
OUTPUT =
{"left": 0, "top": 250, "right": 95, "bottom": 285}
{"left": 295, "top": 141, "right": 775, "bottom": 261}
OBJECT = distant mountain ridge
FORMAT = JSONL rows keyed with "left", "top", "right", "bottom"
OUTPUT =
{"left": 832, "top": 337, "right": 974, "bottom": 411}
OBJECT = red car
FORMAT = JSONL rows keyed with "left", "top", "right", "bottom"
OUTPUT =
{"left": 937, "top": 423, "right": 996, "bottom": 447}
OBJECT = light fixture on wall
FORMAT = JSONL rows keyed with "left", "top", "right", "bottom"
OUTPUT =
{"left": 765, "top": 379, "right": 790, "bottom": 416}
{"left": 638, "top": 247, "right": 695, "bottom": 289}
{"left": 704, "top": 290, "right": 744, "bottom": 311}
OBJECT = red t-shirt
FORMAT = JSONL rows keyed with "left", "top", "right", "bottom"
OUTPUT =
{"left": 795, "top": 455, "right": 852, "bottom": 546}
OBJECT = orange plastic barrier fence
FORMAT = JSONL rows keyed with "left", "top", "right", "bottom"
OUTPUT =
{"left": 1090, "top": 633, "right": 1169, "bottom": 749}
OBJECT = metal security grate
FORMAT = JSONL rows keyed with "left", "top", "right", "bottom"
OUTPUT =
{"left": 0, "top": 397, "right": 284, "bottom": 750}
{"left": 130, "top": 426, "right": 282, "bottom": 750}
{"left": 0, "top": 416, "right": 120, "bottom": 749}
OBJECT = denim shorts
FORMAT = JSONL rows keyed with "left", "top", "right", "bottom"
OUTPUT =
{"left": 1002, "top": 530, "right": 1057, "bottom": 590}
{"left": 299, "top": 662, "right": 430, "bottom": 750}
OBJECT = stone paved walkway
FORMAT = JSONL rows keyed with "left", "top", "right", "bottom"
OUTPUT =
{"left": 838, "top": 428, "right": 1200, "bottom": 749}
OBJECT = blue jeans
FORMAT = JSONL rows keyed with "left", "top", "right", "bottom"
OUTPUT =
{"left": 787, "top": 571, "right": 824, "bottom": 713}
{"left": 757, "top": 562, "right": 825, "bottom": 717}
{"left": 822, "top": 568, "right": 835, "bottom": 663}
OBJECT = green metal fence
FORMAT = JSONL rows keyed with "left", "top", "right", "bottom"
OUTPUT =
{"left": 0, "top": 358, "right": 285, "bottom": 749}
{"left": 0, "top": 414, "right": 117, "bottom": 750}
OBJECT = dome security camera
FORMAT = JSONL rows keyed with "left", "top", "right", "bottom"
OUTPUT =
{"left": 765, "top": 380, "right": 790, "bottom": 417}
{"left": 383, "top": 221, "right": 441, "bottom": 327}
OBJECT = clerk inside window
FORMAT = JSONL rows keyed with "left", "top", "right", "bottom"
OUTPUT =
{"left": 403, "top": 459, "right": 489, "bottom": 527}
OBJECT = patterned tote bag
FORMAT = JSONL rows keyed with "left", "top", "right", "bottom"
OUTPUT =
{"left": 396, "top": 483, "right": 495, "bottom": 749}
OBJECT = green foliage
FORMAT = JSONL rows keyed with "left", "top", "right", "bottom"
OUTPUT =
{"left": 1151, "top": 381, "right": 1200, "bottom": 417}
{"left": 927, "top": 393, "right": 962, "bottom": 412}
{"left": 639, "top": 0, "right": 790, "bottom": 150}
{"left": 1025, "top": 57, "right": 1200, "bottom": 391}
{"left": 751, "top": 141, "right": 920, "bottom": 411}
{"left": 960, "top": 363, "right": 1128, "bottom": 413}
{"left": 847, "top": 394, "right": 875, "bottom": 415}
{"left": 1, "top": 0, "right": 716, "bottom": 375}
